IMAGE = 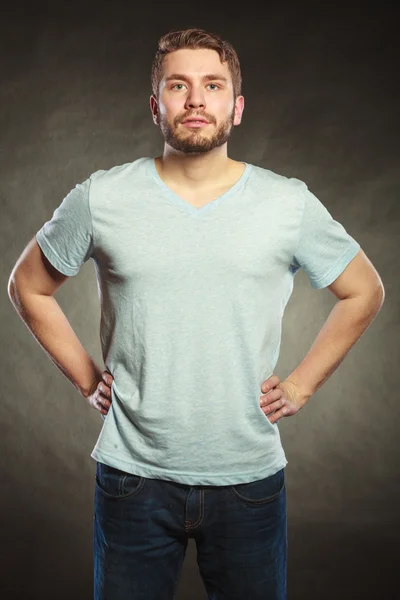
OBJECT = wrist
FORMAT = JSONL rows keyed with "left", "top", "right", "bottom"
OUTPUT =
{"left": 81, "top": 363, "right": 103, "bottom": 399}
{"left": 283, "top": 377, "right": 313, "bottom": 406}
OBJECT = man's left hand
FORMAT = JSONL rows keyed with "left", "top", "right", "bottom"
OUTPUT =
{"left": 260, "top": 375, "right": 310, "bottom": 424}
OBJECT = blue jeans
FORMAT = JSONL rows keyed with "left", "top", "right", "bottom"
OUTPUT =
{"left": 94, "top": 462, "right": 287, "bottom": 599}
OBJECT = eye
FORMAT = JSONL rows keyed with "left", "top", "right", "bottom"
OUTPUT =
{"left": 170, "top": 83, "right": 221, "bottom": 91}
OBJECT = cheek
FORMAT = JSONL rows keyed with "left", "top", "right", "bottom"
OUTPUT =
{"left": 160, "top": 94, "right": 182, "bottom": 114}
{"left": 215, "top": 98, "right": 235, "bottom": 118}
{"left": 158, "top": 103, "right": 170, "bottom": 118}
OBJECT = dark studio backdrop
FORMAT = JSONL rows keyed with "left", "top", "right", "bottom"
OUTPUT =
{"left": 1, "top": 1, "right": 399, "bottom": 598}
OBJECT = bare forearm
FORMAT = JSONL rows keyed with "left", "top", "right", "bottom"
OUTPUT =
{"left": 9, "top": 289, "right": 103, "bottom": 399}
{"left": 285, "top": 293, "right": 384, "bottom": 399}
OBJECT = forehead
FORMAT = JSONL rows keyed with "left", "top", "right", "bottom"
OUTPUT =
{"left": 162, "top": 48, "right": 230, "bottom": 79}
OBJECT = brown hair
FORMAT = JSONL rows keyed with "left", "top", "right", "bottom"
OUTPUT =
{"left": 151, "top": 28, "right": 242, "bottom": 100}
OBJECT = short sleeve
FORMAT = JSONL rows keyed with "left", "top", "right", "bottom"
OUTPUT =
{"left": 36, "top": 177, "right": 94, "bottom": 276}
{"left": 291, "top": 186, "right": 360, "bottom": 289}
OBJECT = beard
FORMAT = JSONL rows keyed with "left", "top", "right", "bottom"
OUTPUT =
{"left": 158, "top": 106, "right": 236, "bottom": 155}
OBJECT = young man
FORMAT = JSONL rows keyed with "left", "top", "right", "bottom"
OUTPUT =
{"left": 8, "top": 27, "right": 384, "bottom": 600}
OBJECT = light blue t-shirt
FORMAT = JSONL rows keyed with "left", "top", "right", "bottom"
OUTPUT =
{"left": 35, "top": 157, "right": 360, "bottom": 485}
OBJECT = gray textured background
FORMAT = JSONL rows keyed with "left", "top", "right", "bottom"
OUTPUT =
{"left": 1, "top": 1, "right": 399, "bottom": 598}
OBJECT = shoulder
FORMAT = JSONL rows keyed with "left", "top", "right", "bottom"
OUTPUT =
{"left": 248, "top": 162, "right": 308, "bottom": 196}
{"left": 89, "top": 157, "right": 150, "bottom": 189}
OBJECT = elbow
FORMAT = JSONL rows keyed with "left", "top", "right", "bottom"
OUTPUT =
{"left": 374, "top": 283, "right": 385, "bottom": 310}
{"left": 7, "top": 276, "right": 17, "bottom": 302}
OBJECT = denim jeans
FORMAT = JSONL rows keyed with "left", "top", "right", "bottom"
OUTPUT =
{"left": 94, "top": 462, "right": 287, "bottom": 599}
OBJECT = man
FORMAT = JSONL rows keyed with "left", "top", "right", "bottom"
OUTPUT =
{"left": 8, "top": 27, "right": 384, "bottom": 600}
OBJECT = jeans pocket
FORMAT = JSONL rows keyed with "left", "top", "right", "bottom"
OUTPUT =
{"left": 95, "top": 462, "right": 146, "bottom": 499}
{"left": 229, "top": 468, "right": 285, "bottom": 504}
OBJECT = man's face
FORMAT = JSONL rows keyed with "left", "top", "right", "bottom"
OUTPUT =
{"left": 150, "top": 48, "right": 244, "bottom": 155}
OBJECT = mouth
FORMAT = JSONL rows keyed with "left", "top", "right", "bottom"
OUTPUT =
{"left": 181, "top": 119, "right": 210, "bottom": 128}
{"left": 182, "top": 118, "right": 209, "bottom": 124}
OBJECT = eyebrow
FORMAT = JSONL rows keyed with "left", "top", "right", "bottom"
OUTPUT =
{"left": 165, "top": 73, "right": 229, "bottom": 84}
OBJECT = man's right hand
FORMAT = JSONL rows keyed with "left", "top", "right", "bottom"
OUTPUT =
{"left": 87, "top": 370, "right": 114, "bottom": 415}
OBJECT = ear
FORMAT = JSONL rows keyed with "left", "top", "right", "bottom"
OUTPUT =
{"left": 150, "top": 94, "right": 159, "bottom": 125}
{"left": 233, "top": 95, "right": 245, "bottom": 126}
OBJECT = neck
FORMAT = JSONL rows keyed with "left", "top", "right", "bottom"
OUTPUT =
{"left": 156, "top": 147, "right": 233, "bottom": 188}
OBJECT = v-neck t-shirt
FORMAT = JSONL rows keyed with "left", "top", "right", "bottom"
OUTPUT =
{"left": 35, "top": 156, "right": 360, "bottom": 485}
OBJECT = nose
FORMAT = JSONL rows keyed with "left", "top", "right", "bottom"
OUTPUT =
{"left": 184, "top": 86, "right": 206, "bottom": 110}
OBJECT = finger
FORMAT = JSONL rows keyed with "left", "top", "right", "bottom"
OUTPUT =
{"left": 269, "top": 406, "right": 289, "bottom": 424}
{"left": 96, "top": 395, "right": 110, "bottom": 414}
{"left": 261, "top": 398, "right": 285, "bottom": 414}
{"left": 93, "top": 396, "right": 107, "bottom": 414}
{"left": 102, "top": 371, "right": 113, "bottom": 386}
{"left": 98, "top": 381, "right": 112, "bottom": 399}
{"left": 98, "top": 389, "right": 112, "bottom": 406}
{"left": 261, "top": 374, "right": 280, "bottom": 393}
{"left": 260, "top": 388, "right": 282, "bottom": 405}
